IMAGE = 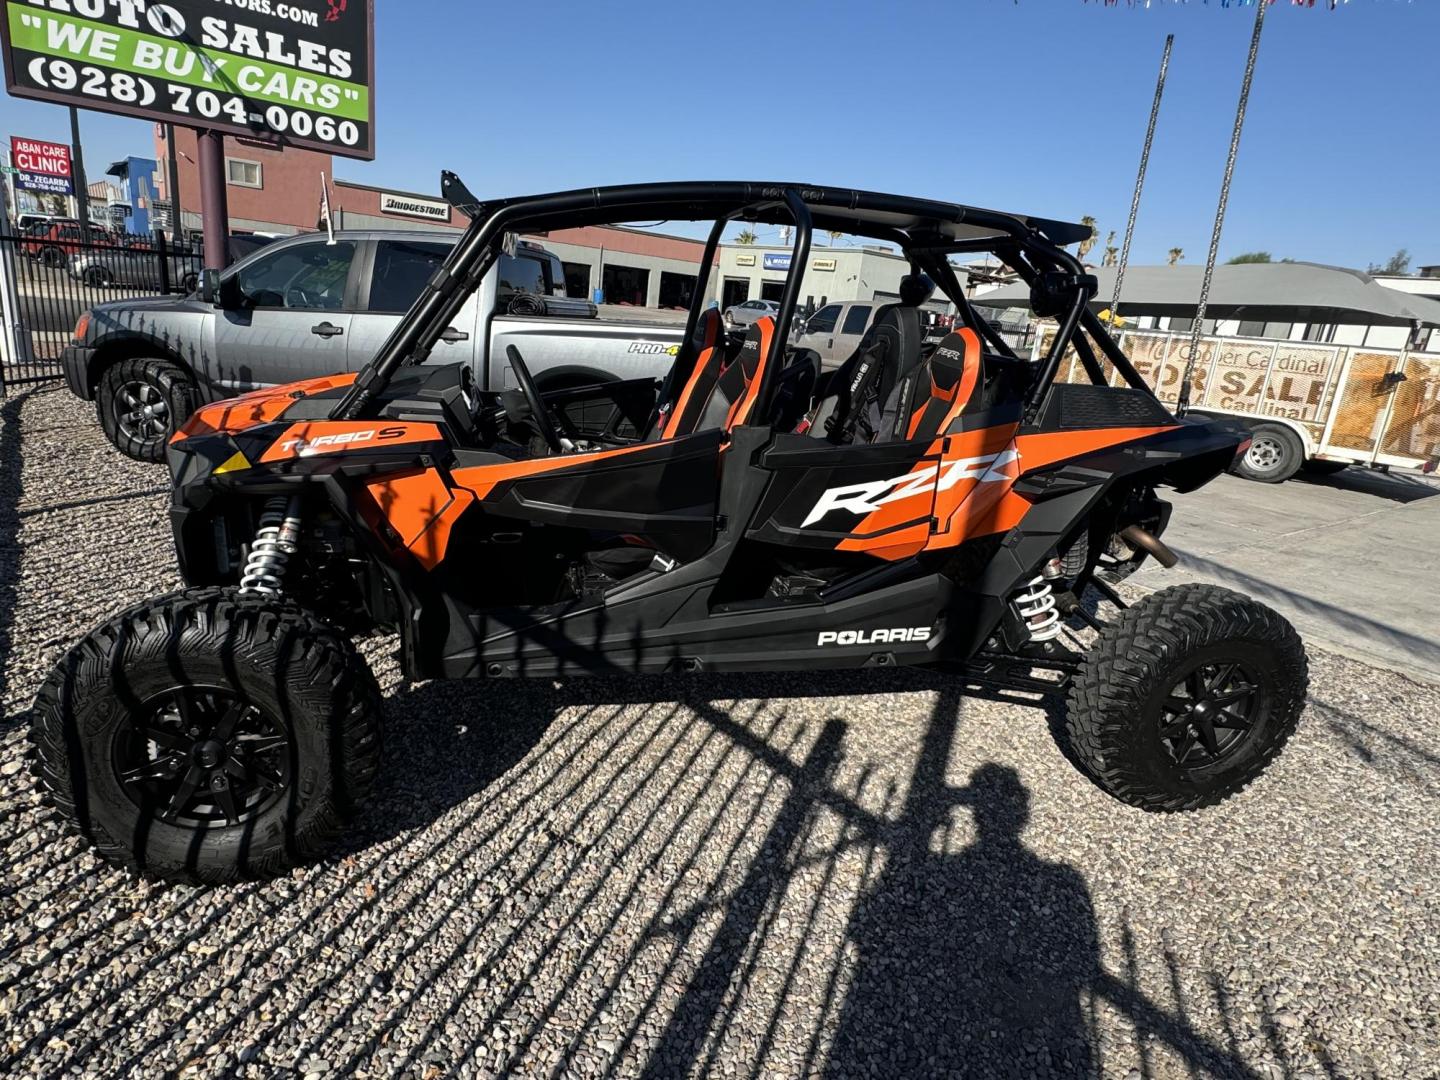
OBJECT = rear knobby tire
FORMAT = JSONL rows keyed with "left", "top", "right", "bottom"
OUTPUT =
{"left": 1065, "top": 583, "right": 1306, "bottom": 812}
{"left": 28, "top": 588, "right": 382, "bottom": 884}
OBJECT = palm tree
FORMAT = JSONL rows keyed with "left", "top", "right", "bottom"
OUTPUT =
{"left": 827, "top": 230, "right": 845, "bottom": 247}
{"left": 735, "top": 229, "right": 758, "bottom": 245}
{"left": 1077, "top": 216, "right": 1097, "bottom": 262}
{"left": 1167, "top": 247, "right": 1183, "bottom": 266}
{"left": 1102, "top": 231, "right": 1118, "bottom": 267}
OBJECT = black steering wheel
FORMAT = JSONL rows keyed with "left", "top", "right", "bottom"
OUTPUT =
{"left": 504, "top": 345, "right": 563, "bottom": 453}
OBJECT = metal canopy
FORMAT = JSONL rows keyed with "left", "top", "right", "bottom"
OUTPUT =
{"left": 971, "top": 262, "right": 1440, "bottom": 328}
{"left": 448, "top": 178, "right": 1091, "bottom": 248}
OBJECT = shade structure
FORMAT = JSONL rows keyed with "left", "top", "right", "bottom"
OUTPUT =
{"left": 971, "top": 263, "right": 1440, "bottom": 328}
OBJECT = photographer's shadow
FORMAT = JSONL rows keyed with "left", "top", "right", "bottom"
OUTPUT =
{"left": 826, "top": 761, "right": 1098, "bottom": 1077}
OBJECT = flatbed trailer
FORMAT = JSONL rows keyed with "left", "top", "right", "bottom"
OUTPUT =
{"left": 1042, "top": 327, "right": 1440, "bottom": 482}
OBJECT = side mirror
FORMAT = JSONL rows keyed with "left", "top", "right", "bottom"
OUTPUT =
{"left": 198, "top": 268, "right": 221, "bottom": 306}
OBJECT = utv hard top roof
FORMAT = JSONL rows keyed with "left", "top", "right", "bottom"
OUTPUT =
{"left": 439, "top": 175, "right": 1091, "bottom": 249}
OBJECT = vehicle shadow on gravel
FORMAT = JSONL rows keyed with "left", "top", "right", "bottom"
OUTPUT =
{"left": 0, "top": 390, "right": 26, "bottom": 726}
{"left": 636, "top": 684, "right": 1263, "bottom": 1080}
{"left": 349, "top": 669, "right": 1265, "bottom": 1078}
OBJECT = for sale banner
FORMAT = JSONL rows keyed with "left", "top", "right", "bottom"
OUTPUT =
{"left": 9, "top": 134, "right": 72, "bottom": 194}
{"left": 1, "top": 0, "right": 374, "bottom": 160}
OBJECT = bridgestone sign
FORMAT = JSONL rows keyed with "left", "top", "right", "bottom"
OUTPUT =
{"left": 1, "top": 0, "right": 375, "bottom": 160}
{"left": 380, "top": 192, "right": 449, "bottom": 222}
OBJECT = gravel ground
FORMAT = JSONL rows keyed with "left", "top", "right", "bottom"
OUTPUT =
{"left": 1, "top": 385, "right": 1437, "bottom": 1080}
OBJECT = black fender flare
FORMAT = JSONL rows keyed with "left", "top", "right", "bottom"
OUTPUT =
{"left": 85, "top": 333, "right": 194, "bottom": 396}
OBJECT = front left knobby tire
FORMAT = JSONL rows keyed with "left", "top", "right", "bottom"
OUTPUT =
{"left": 1065, "top": 583, "right": 1307, "bottom": 812}
{"left": 28, "top": 588, "right": 382, "bottom": 884}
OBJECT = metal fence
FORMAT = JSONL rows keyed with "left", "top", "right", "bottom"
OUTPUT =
{"left": 0, "top": 227, "right": 200, "bottom": 392}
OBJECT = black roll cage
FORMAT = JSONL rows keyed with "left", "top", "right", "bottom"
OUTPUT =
{"left": 332, "top": 178, "right": 1160, "bottom": 424}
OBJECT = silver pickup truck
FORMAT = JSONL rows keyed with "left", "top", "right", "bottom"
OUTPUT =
{"left": 60, "top": 229, "right": 686, "bottom": 460}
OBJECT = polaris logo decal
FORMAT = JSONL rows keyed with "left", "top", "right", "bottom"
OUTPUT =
{"left": 801, "top": 449, "right": 1019, "bottom": 528}
{"left": 818, "top": 627, "right": 932, "bottom": 646}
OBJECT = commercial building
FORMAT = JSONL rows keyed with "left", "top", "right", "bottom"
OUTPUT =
{"left": 103, "top": 156, "right": 159, "bottom": 234}
{"left": 154, "top": 127, "right": 334, "bottom": 235}
{"left": 712, "top": 243, "right": 966, "bottom": 314}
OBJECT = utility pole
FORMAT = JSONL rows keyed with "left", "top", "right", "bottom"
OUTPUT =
{"left": 68, "top": 106, "right": 91, "bottom": 241}
{"left": 195, "top": 128, "right": 230, "bottom": 270}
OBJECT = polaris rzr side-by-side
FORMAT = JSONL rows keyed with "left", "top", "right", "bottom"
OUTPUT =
{"left": 30, "top": 179, "right": 1307, "bottom": 883}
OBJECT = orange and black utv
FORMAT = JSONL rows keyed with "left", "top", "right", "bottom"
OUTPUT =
{"left": 30, "top": 179, "right": 1306, "bottom": 883}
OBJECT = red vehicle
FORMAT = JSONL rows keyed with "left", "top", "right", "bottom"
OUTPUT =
{"left": 22, "top": 220, "right": 120, "bottom": 266}
{"left": 30, "top": 177, "right": 1308, "bottom": 883}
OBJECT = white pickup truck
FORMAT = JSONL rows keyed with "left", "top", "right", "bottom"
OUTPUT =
{"left": 60, "top": 229, "right": 686, "bottom": 460}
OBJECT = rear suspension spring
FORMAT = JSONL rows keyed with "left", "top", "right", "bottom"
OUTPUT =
{"left": 1012, "top": 575, "right": 1063, "bottom": 643}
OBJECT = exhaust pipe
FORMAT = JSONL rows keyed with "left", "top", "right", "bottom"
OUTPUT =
{"left": 1120, "top": 525, "right": 1178, "bottom": 569}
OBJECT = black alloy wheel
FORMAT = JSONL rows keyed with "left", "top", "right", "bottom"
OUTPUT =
{"left": 112, "top": 686, "right": 292, "bottom": 828}
{"left": 1157, "top": 660, "right": 1260, "bottom": 767}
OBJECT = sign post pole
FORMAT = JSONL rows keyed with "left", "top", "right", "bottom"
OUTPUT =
{"left": 68, "top": 105, "right": 90, "bottom": 240}
{"left": 164, "top": 123, "right": 183, "bottom": 246}
{"left": 195, "top": 128, "right": 230, "bottom": 271}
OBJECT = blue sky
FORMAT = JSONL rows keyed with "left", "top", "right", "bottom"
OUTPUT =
{"left": 4, "top": 0, "right": 1437, "bottom": 269}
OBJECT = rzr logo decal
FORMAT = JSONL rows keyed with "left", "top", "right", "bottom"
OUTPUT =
{"left": 801, "top": 449, "right": 1019, "bottom": 528}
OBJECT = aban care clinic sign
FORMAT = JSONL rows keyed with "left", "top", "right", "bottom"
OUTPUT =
{"left": 2, "top": 0, "right": 374, "bottom": 159}
{"left": 10, "top": 135, "right": 72, "bottom": 194}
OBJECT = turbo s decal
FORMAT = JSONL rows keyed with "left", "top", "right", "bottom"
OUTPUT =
{"left": 258, "top": 422, "right": 442, "bottom": 463}
{"left": 801, "top": 449, "right": 1019, "bottom": 528}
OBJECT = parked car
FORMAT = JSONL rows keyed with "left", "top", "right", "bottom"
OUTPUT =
{"left": 723, "top": 298, "right": 780, "bottom": 330}
{"left": 22, "top": 220, "right": 124, "bottom": 266}
{"left": 16, "top": 212, "right": 77, "bottom": 232}
{"left": 790, "top": 299, "right": 881, "bottom": 370}
{"left": 61, "top": 230, "right": 680, "bottom": 460}
{"left": 67, "top": 234, "right": 278, "bottom": 292}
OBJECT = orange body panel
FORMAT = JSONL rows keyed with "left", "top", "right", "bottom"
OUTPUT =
{"left": 176, "top": 373, "right": 358, "bottom": 440}
{"left": 836, "top": 422, "right": 1178, "bottom": 561}
{"left": 257, "top": 420, "right": 443, "bottom": 463}
{"left": 365, "top": 469, "right": 475, "bottom": 571}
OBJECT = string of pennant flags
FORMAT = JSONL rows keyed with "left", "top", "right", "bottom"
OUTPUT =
{"left": 1083, "top": 1, "right": 1408, "bottom": 8}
